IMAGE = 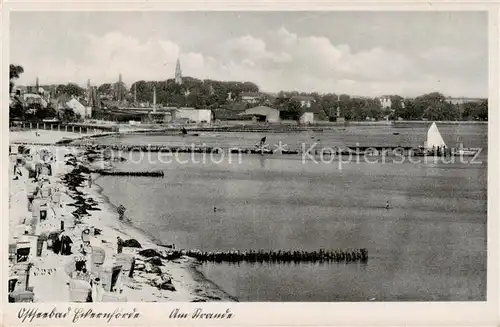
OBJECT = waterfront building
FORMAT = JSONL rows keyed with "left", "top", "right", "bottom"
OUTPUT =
{"left": 240, "top": 105, "right": 280, "bottom": 123}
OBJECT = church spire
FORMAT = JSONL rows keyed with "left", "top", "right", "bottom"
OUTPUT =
{"left": 175, "top": 58, "right": 182, "bottom": 85}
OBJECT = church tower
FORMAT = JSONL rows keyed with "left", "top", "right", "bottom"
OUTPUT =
{"left": 175, "top": 58, "right": 182, "bottom": 85}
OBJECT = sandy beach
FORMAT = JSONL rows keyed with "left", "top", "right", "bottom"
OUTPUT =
{"left": 10, "top": 130, "right": 95, "bottom": 144}
{"left": 8, "top": 130, "right": 235, "bottom": 302}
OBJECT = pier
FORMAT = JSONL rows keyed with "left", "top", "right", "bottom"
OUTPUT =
{"left": 65, "top": 143, "right": 421, "bottom": 156}
{"left": 13, "top": 140, "right": 463, "bottom": 158}
{"left": 184, "top": 248, "right": 368, "bottom": 264}
{"left": 93, "top": 170, "right": 164, "bottom": 177}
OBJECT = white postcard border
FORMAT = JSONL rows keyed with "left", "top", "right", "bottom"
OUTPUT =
{"left": 1, "top": 1, "right": 498, "bottom": 327}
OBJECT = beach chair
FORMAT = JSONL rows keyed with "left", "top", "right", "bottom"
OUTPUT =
{"left": 68, "top": 279, "right": 92, "bottom": 303}
{"left": 9, "top": 290, "right": 34, "bottom": 303}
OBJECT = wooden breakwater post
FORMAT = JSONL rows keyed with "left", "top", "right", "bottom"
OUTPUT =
{"left": 184, "top": 248, "right": 368, "bottom": 264}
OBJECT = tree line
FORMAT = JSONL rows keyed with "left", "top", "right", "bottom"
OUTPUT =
{"left": 9, "top": 64, "right": 488, "bottom": 122}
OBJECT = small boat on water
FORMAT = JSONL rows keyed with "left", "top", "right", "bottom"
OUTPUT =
{"left": 411, "top": 122, "right": 448, "bottom": 156}
{"left": 412, "top": 122, "right": 478, "bottom": 157}
{"left": 452, "top": 136, "right": 478, "bottom": 157}
{"left": 453, "top": 148, "right": 477, "bottom": 156}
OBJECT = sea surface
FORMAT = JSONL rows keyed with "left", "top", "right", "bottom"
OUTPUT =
{"left": 89, "top": 123, "right": 487, "bottom": 301}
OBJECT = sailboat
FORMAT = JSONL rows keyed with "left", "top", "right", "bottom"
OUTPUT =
{"left": 425, "top": 122, "right": 447, "bottom": 150}
{"left": 412, "top": 122, "right": 446, "bottom": 156}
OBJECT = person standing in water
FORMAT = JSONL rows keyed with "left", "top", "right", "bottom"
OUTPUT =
{"left": 386, "top": 201, "right": 390, "bottom": 210}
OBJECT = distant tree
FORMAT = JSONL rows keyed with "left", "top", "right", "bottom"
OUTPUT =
{"left": 413, "top": 92, "right": 459, "bottom": 121}
{"left": 280, "top": 100, "right": 303, "bottom": 121}
{"left": 389, "top": 95, "right": 404, "bottom": 119}
{"left": 476, "top": 100, "right": 488, "bottom": 121}
{"left": 34, "top": 103, "right": 57, "bottom": 120}
{"left": 9, "top": 64, "right": 24, "bottom": 93}
{"left": 318, "top": 93, "right": 338, "bottom": 120}
{"left": 59, "top": 108, "right": 79, "bottom": 122}
{"left": 57, "top": 83, "right": 85, "bottom": 98}
{"left": 398, "top": 99, "right": 421, "bottom": 120}
{"left": 97, "top": 83, "right": 114, "bottom": 97}
{"left": 349, "top": 98, "right": 368, "bottom": 120}
{"left": 9, "top": 100, "right": 24, "bottom": 119}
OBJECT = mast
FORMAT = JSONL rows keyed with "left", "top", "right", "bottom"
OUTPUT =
{"left": 153, "top": 86, "right": 156, "bottom": 113}
{"left": 87, "top": 79, "right": 92, "bottom": 106}
{"left": 117, "top": 73, "right": 123, "bottom": 101}
{"left": 134, "top": 84, "right": 137, "bottom": 105}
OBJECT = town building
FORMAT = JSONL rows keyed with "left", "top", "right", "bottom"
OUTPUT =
{"left": 446, "top": 97, "right": 485, "bottom": 105}
{"left": 175, "top": 107, "right": 212, "bottom": 123}
{"left": 291, "top": 95, "right": 316, "bottom": 108}
{"left": 299, "top": 112, "right": 314, "bottom": 124}
{"left": 240, "top": 92, "right": 262, "bottom": 104}
{"left": 65, "top": 97, "right": 92, "bottom": 118}
{"left": 240, "top": 105, "right": 280, "bottom": 123}
{"left": 379, "top": 96, "right": 392, "bottom": 109}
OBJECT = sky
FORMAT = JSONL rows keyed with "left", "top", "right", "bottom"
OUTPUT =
{"left": 10, "top": 11, "right": 488, "bottom": 97}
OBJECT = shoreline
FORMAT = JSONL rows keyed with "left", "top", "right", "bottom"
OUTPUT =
{"left": 91, "top": 174, "right": 239, "bottom": 302}
{"left": 8, "top": 133, "right": 237, "bottom": 302}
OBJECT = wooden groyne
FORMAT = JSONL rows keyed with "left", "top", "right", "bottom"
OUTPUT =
{"left": 70, "top": 144, "right": 421, "bottom": 155}
{"left": 16, "top": 141, "right": 461, "bottom": 158}
{"left": 184, "top": 248, "right": 368, "bottom": 264}
{"left": 93, "top": 170, "right": 164, "bottom": 177}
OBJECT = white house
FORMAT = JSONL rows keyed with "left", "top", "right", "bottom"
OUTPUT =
{"left": 241, "top": 106, "right": 280, "bottom": 123}
{"left": 291, "top": 95, "right": 315, "bottom": 108}
{"left": 175, "top": 108, "right": 212, "bottom": 123}
{"left": 300, "top": 112, "right": 315, "bottom": 124}
{"left": 379, "top": 97, "right": 392, "bottom": 109}
{"left": 66, "top": 98, "right": 92, "bottom": 118}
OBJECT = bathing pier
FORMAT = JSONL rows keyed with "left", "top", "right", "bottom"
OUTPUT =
{"left": 184, "top": 248, "right": 368, "bottom": 264}
{"left": 92, "top": 170, "right": 164, "bottom": 177}
{"left": 72, "top": 143, "right": 421, "bottom": 156}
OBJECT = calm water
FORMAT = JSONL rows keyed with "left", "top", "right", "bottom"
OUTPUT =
{"left": 92, "top": 124, "right": 487, "bottom": 301}
{"left": 81, "top": 124, "right": 488, "bottom": 150}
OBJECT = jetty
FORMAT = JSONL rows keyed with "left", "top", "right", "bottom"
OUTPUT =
{"left": 59, "top": 143, "right": 422, "bottom": 155}
{"left": 184, "top": 248, "right": 368, "bottom": 264}
{"left": 13, "top": 140, "right": 466, "bottom": 158}
{"left": 93, "top": 170, "right": 164, "bottom": 177}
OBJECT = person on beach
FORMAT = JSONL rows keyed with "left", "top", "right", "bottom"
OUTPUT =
{"left": 53, "top": 234, "right": 62, "bottom": 254}
{"left": 117, "top": 237, "right": 124, "bottom": 254}
{"left": 117, "top": 205, "right": 126, "bottom": 220}
{"left": 79, "top": 244, "right": 87, "bottom": 256}
{"left": 386, "top": 201, "right": 390, "bottom": 210}
{"left": 88, "top": 175, "right": 92, "bottom": 188}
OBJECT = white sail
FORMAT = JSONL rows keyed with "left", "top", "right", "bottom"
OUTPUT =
{"left": 426, "top": 122, "right": 446, "bottom": 149}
